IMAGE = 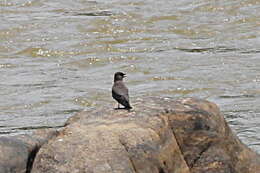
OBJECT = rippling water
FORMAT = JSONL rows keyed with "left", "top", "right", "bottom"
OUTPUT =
{"left": 0, "top": 0, "right": 260, "bottom": 152}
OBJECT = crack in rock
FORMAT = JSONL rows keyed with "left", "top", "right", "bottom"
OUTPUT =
{"left": 119, "top": 139, "right": 138, "bottom": 173}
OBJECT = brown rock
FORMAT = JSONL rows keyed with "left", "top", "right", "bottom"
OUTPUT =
{"left": 31, "top": 97, "right": 260, "bottom": 173}
{"left": 167, "top": 98, "right": 260, "bottom": 173}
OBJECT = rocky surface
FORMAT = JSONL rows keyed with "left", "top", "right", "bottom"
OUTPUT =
{"left": 0, "top": 129, "right": 57, "bottom": 173}
{"left": 30, "top": 97, "right": 260, "bottom": 173}
{"left": 0, "top": 97, "right": 259, "bottom": 173}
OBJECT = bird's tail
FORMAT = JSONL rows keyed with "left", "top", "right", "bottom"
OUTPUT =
{"left": 126, "top": 106, "right": 132, "bottom": 110}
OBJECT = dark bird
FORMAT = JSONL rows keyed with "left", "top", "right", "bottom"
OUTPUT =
{"left": 112, "top": 72, "right": 132, "bottom": 110}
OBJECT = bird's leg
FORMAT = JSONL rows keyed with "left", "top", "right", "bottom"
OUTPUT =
{"left": 118, "top": 103, "right": 120, "bottom": 109}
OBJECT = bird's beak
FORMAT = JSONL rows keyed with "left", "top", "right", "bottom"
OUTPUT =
{"left": 123, "top": 74, "right": 126, "bottom": 77}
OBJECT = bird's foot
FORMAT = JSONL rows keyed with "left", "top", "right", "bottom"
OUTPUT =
{"left": 114, "top": 107, "right": 126, "bottom": 110}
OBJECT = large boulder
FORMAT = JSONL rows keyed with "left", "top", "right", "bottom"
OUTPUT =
{"left": 31, "top": 97, "right": 260, "bottom": 173}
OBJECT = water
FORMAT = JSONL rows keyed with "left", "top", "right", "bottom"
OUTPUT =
{"left": 0, "top": 0, "right": 260, "bottom": 153}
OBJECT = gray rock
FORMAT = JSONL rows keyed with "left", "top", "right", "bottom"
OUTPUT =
{"left": 0, "top": 129, "right": 58, "bottom": 173}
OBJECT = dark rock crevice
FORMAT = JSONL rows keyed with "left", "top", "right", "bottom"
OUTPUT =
{"left": 158, "top": 167, "right": 165, "bottom": 173}
{"left": 26, "top": 145, "right": 40, "bottom": 173}
{"left": 26, "top": 130, "right": 59, "bottom": 173}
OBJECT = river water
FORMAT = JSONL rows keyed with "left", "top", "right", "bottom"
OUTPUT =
{"left": 0, "top": 0, "right": 260, "bottom": 153}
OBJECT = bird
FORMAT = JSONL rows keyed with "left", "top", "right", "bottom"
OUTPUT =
{"left": 112, "top": 72, "right": 132, "bottom": 110}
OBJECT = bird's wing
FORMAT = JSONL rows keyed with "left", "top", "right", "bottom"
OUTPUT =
{"left": 112, "top": 81, "right": 129, "bottom": 100}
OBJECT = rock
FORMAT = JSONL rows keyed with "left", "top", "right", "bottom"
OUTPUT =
{"left": 167, "top": 98, "right": 260, "bottom": 173}
{"left": 0, "top": 129, "right": 58, "bottom": 173}
{"left": 31, "top": 97, "right": 260, "bottom": 173}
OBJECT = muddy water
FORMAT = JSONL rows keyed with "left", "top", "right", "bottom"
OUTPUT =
{"left": 0, "top": 0, "right": 260, "bottom": 152}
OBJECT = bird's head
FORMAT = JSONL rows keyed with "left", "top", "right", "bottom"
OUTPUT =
{"left": 114, "top": 72, "right": 126, "bottom": 82}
